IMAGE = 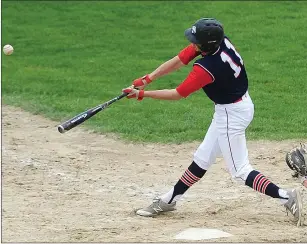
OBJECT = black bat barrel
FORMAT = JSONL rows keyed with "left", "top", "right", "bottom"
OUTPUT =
{"left": 57, "top": 105, "right": 102, "bottom": 133}
{"left": 57, "top": 92, "right": 128, "bottom": 134}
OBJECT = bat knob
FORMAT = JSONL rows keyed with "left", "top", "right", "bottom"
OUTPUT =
{"left": 57, "top": 125, "right": 66, "bottom": 134}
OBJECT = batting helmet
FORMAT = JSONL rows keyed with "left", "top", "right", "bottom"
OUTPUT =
{"left": 184, "top": 18, "right": 224, "bottom": 54}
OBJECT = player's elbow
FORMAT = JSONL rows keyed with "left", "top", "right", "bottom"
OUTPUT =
{"left": 171, "top": 89, "right": 184, "bottom": 100}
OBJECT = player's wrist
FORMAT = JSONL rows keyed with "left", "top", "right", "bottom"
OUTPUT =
{"left": 144, "top": 74, "right": 152, "bottom": 84}
{"left": 142, "top": 90, "right": 153, "bottom": 99}
{"left": 137, "top": 90, "right": 144, "bottom": 101}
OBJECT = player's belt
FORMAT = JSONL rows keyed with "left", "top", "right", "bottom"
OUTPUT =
{"left": 233, "top": 97, "right": 242, "bottom": 103}
{"left": 215, "top": 97, "right": 242, "bottom": 105}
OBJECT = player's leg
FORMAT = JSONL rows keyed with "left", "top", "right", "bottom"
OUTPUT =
{"left": 215, "top": 100, "right": 255, "bottom": 184}
{"left": 215, "top": 94, "right": 303, "bottom": 225}
{"left": 160, "top": 116, "right": 221, "bottom": 204}
{"left": 136, "top": 116, "right": 221, "bottom": 217}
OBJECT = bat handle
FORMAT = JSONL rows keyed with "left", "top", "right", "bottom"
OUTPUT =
{"left": 118, "top": 92, "right": 129, "bottom": 99}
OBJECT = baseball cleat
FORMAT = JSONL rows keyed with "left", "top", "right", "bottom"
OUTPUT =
{"left": 136, "top": 197, "right": 176, "bottom": 217}
{"left": 283, "top": 188, "right": 303, "bottom": 226}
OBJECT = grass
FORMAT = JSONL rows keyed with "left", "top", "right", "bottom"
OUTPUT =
{"left": 2, "top": 1, "right": 307, "bottom": 143}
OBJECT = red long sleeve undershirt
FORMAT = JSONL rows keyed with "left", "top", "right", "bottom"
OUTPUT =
{"left": 176, "top": 44, "right": 214, "bottom": 98}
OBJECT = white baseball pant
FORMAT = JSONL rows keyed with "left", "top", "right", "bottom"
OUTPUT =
{"left": 193, "top": 91, "right": 254, "bottom": 183}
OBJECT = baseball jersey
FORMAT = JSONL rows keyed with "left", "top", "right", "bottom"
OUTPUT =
{"left": 176, "top": 37, "right": 248, "bottom": 104}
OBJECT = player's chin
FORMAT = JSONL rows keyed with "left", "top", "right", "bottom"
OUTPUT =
{"left": 192, "top": 43, "right": 201, "bottom": 52}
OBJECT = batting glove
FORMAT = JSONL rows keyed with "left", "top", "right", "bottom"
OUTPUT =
{"left": 132, "top": 75, "right": 152, "bottom": 90}
{"left": 122, "top": 86, "right": 144, "bottom": 101}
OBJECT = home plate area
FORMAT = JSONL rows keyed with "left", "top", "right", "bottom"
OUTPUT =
{"left": 2, "top": 106, "right": 306, "bottom": 242}
{"left": 174, "top": 228, "right": 232, "bottom": 241}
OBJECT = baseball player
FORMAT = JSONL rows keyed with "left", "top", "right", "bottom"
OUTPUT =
{"left": 122, "top": 18, "right": 303, "bottom": 226}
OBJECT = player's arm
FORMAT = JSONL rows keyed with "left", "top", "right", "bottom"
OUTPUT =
{"left": 175, "top": 64, "right": 213, "bottom": 98}
{"left": 132, "top": 44, "right": 200, "bottom": 89}
{"left": 143, "top": 89, "right": 182, "bottom": 100}
{"left": 124, "top": 64, "right": 213, "bottom": 100}
{"left": 149, "top": 44, "right": 201, "bottom": 80}
{"left": 148, "top": 56, "right": 185, "bottom": 81}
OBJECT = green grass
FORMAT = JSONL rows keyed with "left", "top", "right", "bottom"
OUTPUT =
{"left": 2, "top": 1, "right": 307, "bottom": 143}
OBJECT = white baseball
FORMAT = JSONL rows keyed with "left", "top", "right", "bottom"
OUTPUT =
{"left": 3, "top": 44, "right": 14, "bottom": 55}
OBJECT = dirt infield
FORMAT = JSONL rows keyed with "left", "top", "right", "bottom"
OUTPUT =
{"left": 2, "top": 105, "right": 307, "bottom": 242}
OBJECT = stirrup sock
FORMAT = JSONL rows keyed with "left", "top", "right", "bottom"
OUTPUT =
{"left": 245, "top": 170, "right": 287, "bottom": 199}
{"left": 161, "top": 161, "right": 206, "bottom": 204}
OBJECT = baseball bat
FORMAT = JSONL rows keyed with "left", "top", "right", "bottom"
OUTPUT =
{"left": 57, "top": 92, "right": 128, "bottom": 134}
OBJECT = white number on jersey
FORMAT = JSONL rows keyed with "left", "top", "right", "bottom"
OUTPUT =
{"left": 220, "top": 38, "right": 243, "bottom": 78}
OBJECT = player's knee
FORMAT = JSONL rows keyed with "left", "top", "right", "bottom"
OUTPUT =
{"left": 231, "top": 164, "right": 254, "bottom": 184}
{"left": 193, "top": 155, "right": 213, "bottom": 170}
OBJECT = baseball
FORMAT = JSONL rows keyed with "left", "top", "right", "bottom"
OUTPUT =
{"left": 3, "top": 44, "right": 14, "bottom": 55}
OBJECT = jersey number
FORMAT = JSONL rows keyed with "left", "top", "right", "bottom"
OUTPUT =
{"left": 220, "top": 38, "right": 243, "bottom": 78}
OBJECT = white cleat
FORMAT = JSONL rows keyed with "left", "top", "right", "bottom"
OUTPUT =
{"left": 283, "top": 188, "right": 303, "bottom": 227}
{"left": 136, "top": 197, "right": 176, "bottom": 217}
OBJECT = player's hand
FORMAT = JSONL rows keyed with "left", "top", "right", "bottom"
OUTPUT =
{"left": 132, "top": 75, "right": 152, "bottom": 90}
{"left": 122, "top": 86, "right": 144, "bottom": 101}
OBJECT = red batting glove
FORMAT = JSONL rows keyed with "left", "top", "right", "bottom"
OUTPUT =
{"left": 132, "top": 75, "right": 152, "bottom": 90}
{"left": 122, "top": 86, "right": 144, "bottom": 101}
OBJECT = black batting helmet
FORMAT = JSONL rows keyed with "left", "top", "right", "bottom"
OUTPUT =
{"left": 184, "top": 18, "right": 224, "bottom": 54}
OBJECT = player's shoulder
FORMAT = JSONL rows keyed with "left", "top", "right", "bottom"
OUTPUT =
{"left": 221, "top": 35, "right": 232, "bottom": 47}
{"left": 223, "top": 35, "right": 239, "bottom": 47}
{"left": 193, "top": 55, "right": 212, "bottom": 69}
